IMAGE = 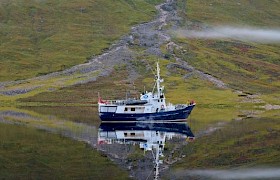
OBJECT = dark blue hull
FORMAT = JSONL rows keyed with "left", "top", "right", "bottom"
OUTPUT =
{"left": 99, "top": 105, "right": 195, "bottom": 122}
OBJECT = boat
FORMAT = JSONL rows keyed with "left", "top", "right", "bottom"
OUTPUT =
{"left": 98, "top": 62, "right": 195, "bottom": 122}
{"left": 98, "top": 122, "right": 195, "bottom": 179}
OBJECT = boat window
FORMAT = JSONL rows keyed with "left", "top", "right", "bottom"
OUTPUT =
{"left": 124, "top": 107, "right": 128, "bottom": 111}
{"left": 100, "top": 106, "right": 117, "bottom": 113}
{"left": 108, "top": 107, "right": 117, "bottom": 112}
{"left": 131, "top": 108, "right": 135, "bottom": 111}
{"left": 100, "top": 107, "right": 107, "bottom": 112}
{"left": 131, "top": 133, "right": 135, "bottom": 136}
{"left": 124, "top": 133, "right": 127, "bottom": 136}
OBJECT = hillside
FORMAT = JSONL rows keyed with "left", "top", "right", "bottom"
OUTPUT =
{"left": 0, "top": 0, "right": 162, "bottom": 81}
{"left": 0, "top": 0, "right": 276, "bottom": 110}
{"left": 14, "top": 0, "right": 279, "bottom": 105}
{"left": 174, "top": 0, "right": 280, "bottom": 96}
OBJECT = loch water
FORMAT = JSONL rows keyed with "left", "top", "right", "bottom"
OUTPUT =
{"left": 0, "top": 106, "right": 279, "bottom": 179}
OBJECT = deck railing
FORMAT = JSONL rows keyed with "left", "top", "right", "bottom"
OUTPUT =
{"left": 99, "top": 99, "right": 126, "bottom": 105}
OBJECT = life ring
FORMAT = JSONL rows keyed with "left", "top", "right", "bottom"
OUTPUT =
{"left": 161, "top": 105, "right": 164, "bottom": 109}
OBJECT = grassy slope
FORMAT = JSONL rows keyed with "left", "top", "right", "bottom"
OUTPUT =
{"left": 174, "top": 0, "right": 280, "bottom": 96}
{"left": 0, "top": 123, "right": 130, "bottom": 179}
{"left": 175, "top": 39, "right": 280, "bottom": 94}
{"left": 185, "top": 0, "right": 280, "bottom": 27}
{"left": 19, "top": 65, "right": 133, "bottom": 104}
{"left": 156, "top": 60, "right": 241, "bottom": 127}
{"left": 0, "top": 0, "right": 161, "bottom": 81}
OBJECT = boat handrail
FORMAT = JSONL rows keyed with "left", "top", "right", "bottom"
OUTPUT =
{"left": 99, "top": 99, "right": 147, "bottom": 106}
{"left": 99, "top": 99, "right": 126, "bottom": 105}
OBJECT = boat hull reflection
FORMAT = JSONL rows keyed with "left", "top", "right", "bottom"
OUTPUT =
{"left": 98, "top": 121, "right": 194, "bottom": 138}
{"left": 98, "top": 121, "right": 194, "bottom": 179}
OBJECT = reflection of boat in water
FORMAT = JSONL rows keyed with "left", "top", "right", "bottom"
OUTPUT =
{"left": 98, "top": 62, "right": 195, "bottom": 122}
{"left": 98, "top": 122, "right": 194, "bottom": 179}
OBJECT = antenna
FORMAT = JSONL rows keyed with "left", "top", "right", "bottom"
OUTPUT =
{"left": 145, "top": 60, "right": 156, "bottom": 77}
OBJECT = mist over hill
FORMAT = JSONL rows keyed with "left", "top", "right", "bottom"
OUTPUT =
{"left": 174, "top": 26, "right": 280, "bottom": 43}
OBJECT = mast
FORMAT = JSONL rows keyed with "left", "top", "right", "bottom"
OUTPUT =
{"left": 156, "top": 62, "right": 161, "bottom": 98}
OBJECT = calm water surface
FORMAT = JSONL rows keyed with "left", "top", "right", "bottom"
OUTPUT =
{"left": 0, "top": 106, "right": 279, "bottom": 179}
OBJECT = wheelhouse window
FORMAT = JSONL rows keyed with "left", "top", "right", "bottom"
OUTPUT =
{"left": 100, "top": 106, "right": 117, "bottom": 113}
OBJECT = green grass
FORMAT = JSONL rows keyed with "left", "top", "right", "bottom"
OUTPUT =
{"left": 0, "top": 0, "right": 162, "bottom": 81}
{"left": 18, "top": 66, "right": 134, "bottom": 104}
{"left": 0, "top": 123, "right": 130, "bottom": 179}
{"left": 173, "top": 39, "right": 280, "bottom": 95}
{"left": 183, "top": 0, "right": 280, "bottom": 27}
